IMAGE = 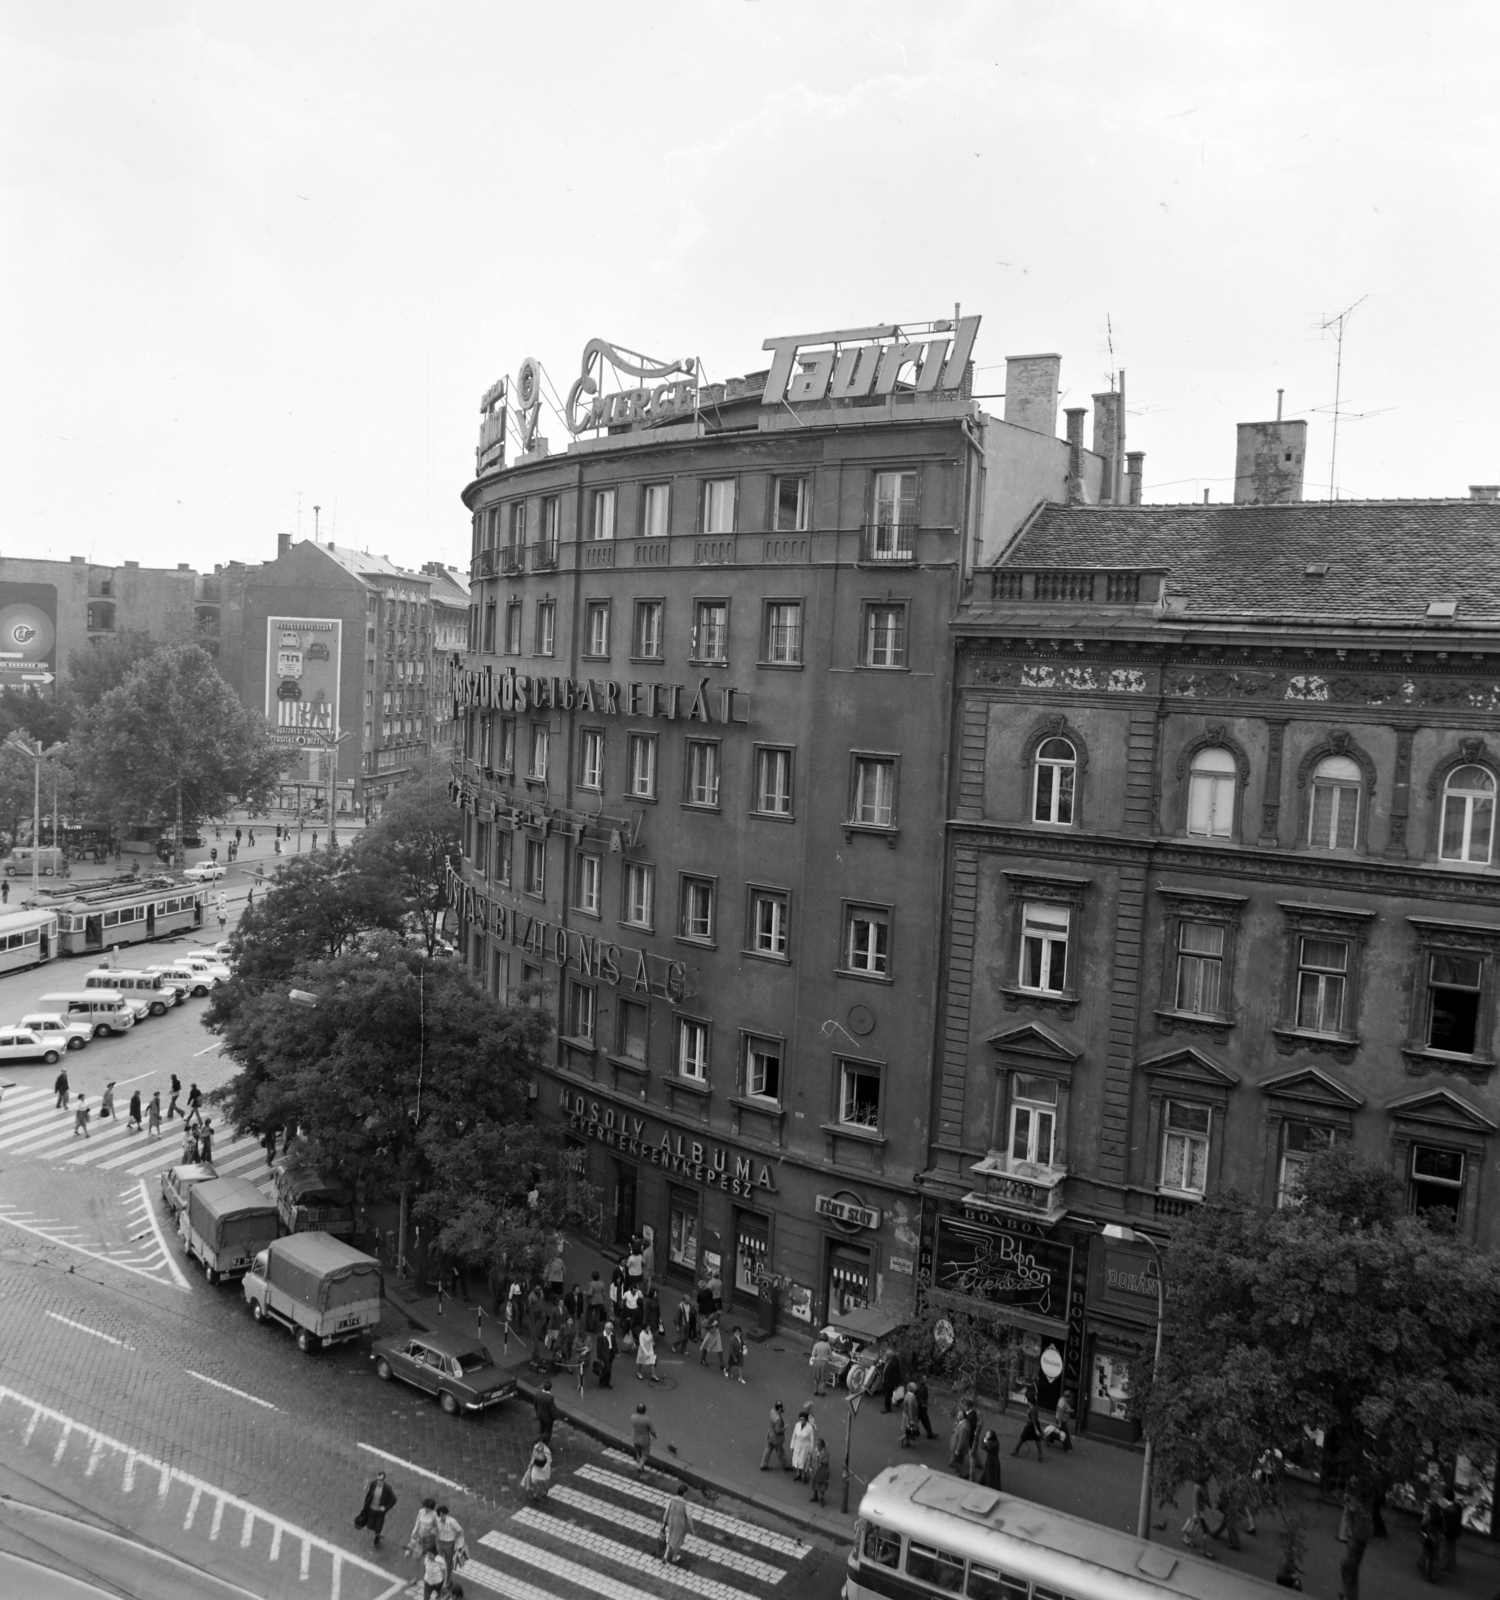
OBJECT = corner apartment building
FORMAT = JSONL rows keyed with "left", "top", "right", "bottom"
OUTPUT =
{"left": 930, "top": 430, "right": 1500, "bottom": 1439}
{"left": 447, "top": 317, "right": 1123, "bottom": 1332}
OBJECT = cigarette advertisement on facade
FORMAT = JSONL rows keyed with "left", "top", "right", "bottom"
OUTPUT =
{"left": 0, "top": 583, "right": 58, "bottom": 688}
{"left": 264, "top": 617, "right": 340, "bottom": 746}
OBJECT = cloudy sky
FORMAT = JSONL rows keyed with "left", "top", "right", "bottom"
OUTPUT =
{"left": 3, "top": 2, "right": 1497, "bottom": 574}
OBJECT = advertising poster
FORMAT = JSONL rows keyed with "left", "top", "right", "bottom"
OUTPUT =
{"left": 264, "top": 617, "right": 341, "bottom": 746}
{"left": 0, "top": 583, "right": 58, "bottom": 688}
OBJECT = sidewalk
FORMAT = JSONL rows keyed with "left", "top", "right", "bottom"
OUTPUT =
{"left": 397, "top": 1232, "right": 1500, "bottom": 1600}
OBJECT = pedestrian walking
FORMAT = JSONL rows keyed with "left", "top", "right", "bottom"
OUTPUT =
{"left": 595, "top": 1320, "right": 617, "bottom": 1389}
{"left": 706, "top": 1268, "right": 723, "bottom": 1315}
{"left": 54, "top": 1067, "right": 69, "bottom": 1109}
{"left": 979, "top": 1429, "right": 1003, "bottom": 1489}
{"left": 641, "top": 1231, "right": 656, "bottom": 1295}
{"left": 408, "top": 1498, "right": 439, "bottom": 1553}
{"left": 533, "top": 1379, "right": 557, "bottom": 1444}
{"left": 809, "top": 1438, "right": 832, "bottom": 1505}
{"left": 126, "top": 1089, "right": 142, "bottom": 1132}
{"left": 197, "top": 1120, "right": 214, "bottom": 1162}
{"left": 900, "top": 1382, "right": 922, "bottom": 1447}
{"left": 274, "top": 837, "right": 281, "bottom": 855}
{"left": 790, "top": 1411, "right": 817, "bottom": 1482}
{"left": 235, "top": 827, "right": 242, "bottom": 846}
{"left": 700, "top": 1312, "right": 723, "bottom": 1369}
{"left": 1011, "top": 1387, "right": 1045, "bottom": 1463}
{"left": 950, "top": 1397, "right": 978, "bottom": 1473}
{"left": 879, "top": 1344, "right": 904, "bottom": 1413}
{"left": 809, "top": 1331, "right": 833, "bottom": 1396}
{"left": 185, "top": 1083, "right": 203, "bottom": 1126}
{"left": 100, "top": 1081, "right": 116, "bottom": 1120}
{"left": 1181, "top": 1479, "right": 1216, "bottom": 1560}
{"left": 72, "top": 1094, "right": 91, "bottom": 1138}
{"left": 247, "top": 829, "right": 255, "bottom": 848}
{"left": 625, "top": 1239, "right": 643, "bottom": 1289}
{"left": 546, "top": 1247, "right": 565, "bottom": 1299}
{"left": 660, "top": 1484, "right": 695, "bottom": 1564}
{"left": 262, "top": 1127, "right": 278, "bottom": 1166}
{"left": 419, "top": 1545, "right": 447, "bottom": 1600}
{"left": 521, "top": 1440, "right": 552, "bottom": 1502}
{"left": 355, "top": 1470, "right": 397, "bottom": 1548}
{"left": 622, "top": 1282, "right": 643, "bottom": 1339}
{"left": 630, "top": 1402, "right": 657, "bottom": 1475}
{"left": 1440, "top": 1491, "right": 1463, "bottom": 1573}
{"left": 584, "top": 1270, "right": 605, "bottom": 1333}
{"left": 724, "top": 1323, "right": 746, "bottom": 1384}
{"left": 1417, "top": 1495, "right": 1442, "bottom": 1581}
{"left": 1, "top": 880, "right": 8, "bottom": 904}
{"left": 760, "top": 1401, "right": 790, "bottom": 1471}
{"left": 247, "top": 887, "right": 254, "bottom": 909}
{"left": 434, "top": 1506, "right": 466, "bottom": 1580}
{"left": 911, "top": 1373, "right": 937, "bottom": 1440}
{"left": 635, "top": 1322, "right": 660, "bottom": 1383}
{"left": 644, "top": 1283, "right": 662, "bottom": 1339}
{"left": 147, "top": 1092, "right": 162, "bottom": 1139}
{"left": 1045, "top": 1393, "right": 1075, "bottom": 1452}
{"left": 311, "top": 831, "right": 318, "bottom": 851}
{"left": 167, "top": 1074, "right": 181, "bottom": 1119}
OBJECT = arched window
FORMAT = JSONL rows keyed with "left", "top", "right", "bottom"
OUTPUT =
{"left": 1186, "top": 747, "right": 1237, "bottom": 838}
{"left": 1308, "top": 754, "right": 1362, "bottom": 849}
{"left": 1033, "top": 737, "right": 1077, "bottom": 825}
{"left": 1440, "top": 765, "right": 1496, "bottom": 864}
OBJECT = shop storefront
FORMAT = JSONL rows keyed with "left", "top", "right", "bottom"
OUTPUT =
{"left": 1083, "top": 1235, "right": 1161, "bottom": 1442}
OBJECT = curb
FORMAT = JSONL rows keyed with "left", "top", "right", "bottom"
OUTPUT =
{"left": 400, "top": 1299, "right": 853, "bottom": 1546}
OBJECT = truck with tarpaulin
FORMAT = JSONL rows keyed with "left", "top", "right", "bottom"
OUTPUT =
{"left": 180, "top": 1177, "right": 279, "bottom": 1286}
{"left": 242, "top": 1232, "right": 383, "bottom": 1353}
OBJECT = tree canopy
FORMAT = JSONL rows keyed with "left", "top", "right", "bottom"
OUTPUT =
{"left": 353, "top": 769, "right": 460, "bottom": 955}
{"left": 65, "top": 629, "right": 162, "bottom": 715}
{"left": 1141, "top": 1146, "right": 1500, "bottom": 1598}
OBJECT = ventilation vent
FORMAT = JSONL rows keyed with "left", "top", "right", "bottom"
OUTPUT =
{"left": 1427, "top": 600, "right": 1458, "bottom": 619}
{"left": 1304, "top": 563, "right": 1329, "bottom": 577}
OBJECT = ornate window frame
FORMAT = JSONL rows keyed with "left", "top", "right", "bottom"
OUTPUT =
{"left": 1021, "top": 713, "right": 1090, "bottom": 830}
{"left": 1174, "top": 725, "right": 1252, "bottom": 843}
{"left": 1258, "top": 1066, "right": 1363, "bottom": 1207}
{"left": 1272, "top": 901, "right": 1376, "bottom": 1064}
{"left": 1425, "top": 737, "right": 1497, "bottom": 867}
{"left": 1136, "top": 1046, "right": 1240, "bottom": 1213}
{"left": 1402, "top": 915, "right": 1500, "bottom": 1081}
{"left": 1154, "top": 886, "right": 1247, "bottom": 1039}
{"left": 985, "top": 1022, "right": 1080, "bottom": 1167}
{"left": 1385, "top": 1086, "right": 1497, "bottom": 1242}
{"left": 1295, "top": 729, "right": 1377, "bottom": 854}
{"left": 999, "top": 870, "right": 1089, "bottom": 1021}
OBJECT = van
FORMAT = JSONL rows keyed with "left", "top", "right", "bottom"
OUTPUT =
{"left": 3, "top": 847, "right": 63, "bottom": 878}
{"left": 38, "top": 991, "right": 136, "bottom": 1037}
{"left": 181, "top": 1177, "right": 279, "bottom": 1285}
{"left": 84, "top": 969, "right": 179, "bottom": 1017}
{"left": 243, "top": 1233, "right": 382, "bottom": 1353}
{"left": 274, "top": 1167, "right": 355, "bottom": 1237}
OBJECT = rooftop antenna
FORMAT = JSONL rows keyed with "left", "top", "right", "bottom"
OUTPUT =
{"left": 1276, "top": 388, "right": 1284, "bottom": 422}
{"left": 1318, "top": 296, "right": 1367, "bottom": 502}
{"left": 313, "top": 505, "right": 321, "bottom": 543}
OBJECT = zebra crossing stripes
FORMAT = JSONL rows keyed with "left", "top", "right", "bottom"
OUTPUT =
{"left": 510, "top": 1509, "right": 764, "bottom": 1600}
{"left": 580, "top": 1460, "right": 812, "bottom": 1557}
{"left": 481, "top": 1528, "right": 762, "bottom": 1600}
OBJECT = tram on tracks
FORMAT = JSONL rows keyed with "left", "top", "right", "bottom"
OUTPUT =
{"left": 31, "top": 878, "right": 207, "bottom": 958}
{"left": 0, "top": 907, "right": 60, "bottom": 973}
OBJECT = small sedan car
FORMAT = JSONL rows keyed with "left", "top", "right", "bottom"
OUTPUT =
{"left": 182, "top": 862, "right": 226, "bottom": 883}
{"left": 370, "top": 1330, "right": 517, "bottom": 1417}
{"left": 160, "top": 1161, "right": 219, "bottom": 1219}
{"left": 0, "top": 1028, "right": 64, "bottom": 1065}
{"left": 18, "top": 1012, "right": 91, "bottom": 1051}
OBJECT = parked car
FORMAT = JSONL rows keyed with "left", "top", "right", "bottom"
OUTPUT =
{"left": 182, "top": 862, "right": 225, "bottom": 883}
{"left": 18, "top": 1012, "right": 91, "bottom": 1051}
{"left": 147, "top": 963, "right": 213, "bottom": 998}
{"left": 182, "top": 954, "right": 231, "bottom": 984}
{"left": 243, "top": 1233, "right": 383, "bottom": 1353}
{"left": 159, "top": 1161, "right": 219, "bottom": 1220}
{"left": 371, "top": 1329, "right": 517, "bottom": 1416}
{"left": 0, "top": 1027, "right": 63, "bottom": 1065}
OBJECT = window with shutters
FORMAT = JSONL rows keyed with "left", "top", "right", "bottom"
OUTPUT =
{"left": 849, "top": 755, "right": 897, "bottom": 829}
{"left": 684, "top": 740, "right": 720, "bottom": 808}
{"left": 773, "top": 476, "right": 809, "bottom": 532}
{"left": 762, "top": 601, "right": 802, "bottom": 665}
{"left": 632, "top": 600, "right": 664, "bottom": 661}
{"left": 642, "top": 483, "right": 670, "bottom": 538}
{"left": 702, "top": 479, "right": 736, "bottom": 535}
{"left": 691, "top": 601, "right": 728, "bottom": 664}
{"left": 679, "top": 876, "right": 715, "bottom": 944}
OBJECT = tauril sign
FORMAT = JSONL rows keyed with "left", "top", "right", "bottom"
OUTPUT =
{"left": 560, "top": 1088, "right": 776, "bottom": 1197}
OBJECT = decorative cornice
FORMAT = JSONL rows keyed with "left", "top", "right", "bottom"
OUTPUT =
{"left": 1259, "top": 1065, "right": 1365, "bottom": 1110}
{"left": 1270, "top": 1026, "right": 1360, "bottom": 1065}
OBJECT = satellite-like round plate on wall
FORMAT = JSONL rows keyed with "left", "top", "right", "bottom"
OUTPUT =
{"left": 847, "top": 1004, "right": 875, "bottom": 1037}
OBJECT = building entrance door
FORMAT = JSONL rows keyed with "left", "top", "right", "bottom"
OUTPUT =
{"left": 733, "top": 1212, "right": 770, "bottom": 1305}
{"left": 613, "top": 1163, "right": 637, "bottom": 1247}
{"left": 827, "top": 1243, "right": 871, "bottom": 1320}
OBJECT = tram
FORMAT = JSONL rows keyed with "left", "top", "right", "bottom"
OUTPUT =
{"left": 849, "top": 1465, "right": 1288, "bottom": 1600}
{"left": 0, "top": 908, "right": 59, "bottom": 973}
{"left": 42, "top": 879, "right": 206, "bottom": 958}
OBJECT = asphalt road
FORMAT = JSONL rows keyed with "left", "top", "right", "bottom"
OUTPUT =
{"left": 0, "top": 919, "right": 847, "bottom": 1600}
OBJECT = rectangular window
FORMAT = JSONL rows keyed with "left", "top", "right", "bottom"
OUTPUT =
{"left": 479, "top": 715, "right": 493, "bottom": 769}
{"left": 541, "top": 496, "right": 559, "bottom": 555}
{"left": 1161, "top": 1101, "right": 1211, "bottom": 1195}
{"left": 474, "top": 820, "right": 490, "bottom": 877}
{"left": 864, "top": 603, "right": 908, "bottom": 669}
{"left": 643, "top": 483, "right": 670, "bottom": 539}
{"left": 493, "top": 828, "right": 512, "bottom": 886}
{"left": 497, "top": 718, "right": 516, "bottom": 773}
{"left": 1409, "top": 1144, "right": 1464, "bottom": 1222}
{"left": 616, "top": 999, "right": 649, "bottom": 1063}
{"left": 1175, "top": 921, "right": 1225, "bottom": 1016}
{"left": 1278, "top": 1121, "right": 1336, "bottom": 1207}
{"left": 627, "top": 733, "right": 657, "bottom": 799}
{"left": 874, "top": 470, "right": 917, "bottom": 528}
{"left": 702, "top": 478, "right": 736, "bottom": 534}
{"left": 692, "top": 601, "right": 728, "bottom": 663}
{"left": 622, "top": 861, "right": 655, "bottom": 928}
{"left": 1020, "top": 902, "right": 1069, "bottom": 993}
{"left": 523, "top": 837, "right": 546, "bottom": 897}
{"left": 680, "top": 876, "right": 715, "bottom": 942}
{"left": 745, "top": 1036, "right": 782, "bottom": 1102}
{"left": 574, "top": 854, "right": 601, "bottom": 916}
{"left": 1296, "top": 937, "right": 1348, "bottom": 1034}
{"left": 1427, "top": 952, "right": 1482, "bottom": 1054}
{"left": 482, "top": 602, "right": 497, "bottom": 654}
{"left": 685, "top": 740, "right": 721, "bottom": 807}
{"left": 905, "top": 1544, "right": 965, "bottom": 1594}
{"left": 763, "top": 601, "right": 802, "bottom": 665}
{"left": 749, "top": 889, "right": 790, "bottom": 959}
{"left": 676, "top": 1017, "right": 709, "bottom": 1081}
{"left": 773, "top": 475, "right": 809, "bottom": 533}
{"left": 668, "top": 1191, "right": 698, "bottom": 1269}
{"left": 591, "top": 488, "right": 616, "bottom": 541}
{"left": 632, "top": 600, "right": 664, "bottom": 660}
{"left": 754, "top": 747, "right": 793, "bottom": 816}
{"left": 568, "top": 981, "right": 596, "bottom": 1044}
{"left": 851, "top": 756, "right": 896, "bottom": 827}
{"left": 509, "top": 501, "right": 527, "bottom": 549}
{"left": 580, "top": 728, "right": 604, "bottom": 791}
{"left": 844, "top": 904, "right": 890, "bottom": 976}
{"left": 504, "top": 603, "right": 523, "bottom": 654}
{"left": 584, "top": 601, "right": 610, "bottom": 658}
{"left": 535, "top": 600, "right": 555, "bottom": 656}
{"left": 528, "top": 725, "right": 549, "bottom": 781}
{"left": 1008, "top": 1074, "right": 1058, "bottom": 1167}
{"left": 1310, "top": 776, "right": 1360, "bottom": 849}
{"left": 839, "top": 1061, "right": 881, "bottom": 1130}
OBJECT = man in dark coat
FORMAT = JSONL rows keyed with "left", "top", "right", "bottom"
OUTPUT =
{"left": 358, "top": 1470, "right": 397, "bottom": 1547}
{"left": 880, "top": 1345, "right": 904, "bottom": 1413}
{"left": 533, "top": 1379, "right": 557, "bottom": 1444}
{"left": 54, "top": 1067, "right": 69, "bottom": 1109}
{"left": 595, "top": 1319, "right": 617, "bottom": 1388}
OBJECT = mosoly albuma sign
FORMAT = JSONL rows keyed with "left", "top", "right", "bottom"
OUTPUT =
{"left": 761, "top": 315, "right": 981, "bottom": 406}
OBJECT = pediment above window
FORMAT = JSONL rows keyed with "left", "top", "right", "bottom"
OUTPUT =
{"left": 985, "top": 1021, "right": 1080, "bottom": 1072}
{"left": 1258, "top": 1066, "right": 1365, "bottom": 1112}
{"left": 1137, "top": 1045, "right": 1241, "bottom": 1091}
{"left": 1384, "top": 1086, "right": 1498, "bottom": 1135}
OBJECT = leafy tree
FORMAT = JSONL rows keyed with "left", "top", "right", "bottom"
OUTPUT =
{"left": 70, "top": 643, "right": 288, "bottom": 860}
{"left": 353, "top": 770, "right": 461, "bottom": 955}
{"left": 1140, "top": 1147, "right": 1500, "bottom": 1600}
{"left": 0, "top": 686, "right": 69, "bottom": 746}
{"left": 896, "top": 1300, "right": 1013, "bottom": 1408}
{"left": 0, "top": 743, "right": 38, "bottom": 849}
{"left": 64, "top": 630, "right": 162, "bottom": 714}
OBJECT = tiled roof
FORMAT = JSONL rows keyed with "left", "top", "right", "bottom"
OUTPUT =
{"left": 424, "top": 566, "right": 470, "bottom": 607}
{"left": 317, "top": 543, "right": 426, "bottom": 583}
{"left": 1001, "top": 501, "right": 1500, "bottom": 622}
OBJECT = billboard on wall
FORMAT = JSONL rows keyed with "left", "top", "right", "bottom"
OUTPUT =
{"left": 0, "top": 583, "right": 58, "bottom": 688}
{"left": 264, "top": 617, "right": 340, "bottom": 747}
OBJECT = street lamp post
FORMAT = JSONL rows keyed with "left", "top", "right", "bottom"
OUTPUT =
{"left": 1101, "top": 1223, "right": 1165, "bottom": 1540}
{"left": 5, "top": 735, "right": 65, "bottom": 900}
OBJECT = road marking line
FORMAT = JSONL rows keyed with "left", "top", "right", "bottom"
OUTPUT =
{"left": 52, "top": 1422, "right": 71, "bottom": 1465}
{"left": 356, "top": 1441, "right": 469, "bottom": 1494}
{"left": 23, "top": 1409, "right": 40, "bottom": 1446}
{"left": 331, "top": 1552, "right": 343, "bottom": 1600}
{"left": 270, "top": 1523, "right": 282, "bottom": 1561}
{"left": 510, "top": 1509, "right": 762, "bottom": 1600}
{"left": 483, "top": 1528, "right": 759, "bottom": 1600}
{"left": 300, "top": 1537, "right": 311, "bottom": 1581}
{"left": 577, "top": 1462, "right": 811, "bottom": 1557}
{"left": 85, "top": 1435, "right": 106, "bottom": 1477}
{"left": 45, "top": 1311, "right": 135, "bottom": 1350}
{"left": 241, "top": 1508, "right": 254, "bottom": 1548}
{"left": 210, "top": 1496, "right": 224, "bottom": 1540}
{"left": 183, "top": 1484, "right": 201, "bottom": 1530}
{"left": 445, "top": 1559, "right": 556, "bottom": 1600}
{"left": 194, "top": 1042, "right": 222, "bottom": 1056}
{"left": 114, "top": 1071, "right": 156, "bottom": 1085}
{"left": 123, "top": 1452, "right": 136, "bottom": 1493}
{"left": 185, "top": 1371, "right": 280, "bottom": 1412}
{"left": 134, "top": 1176, "right": 190, "bottom": 1291}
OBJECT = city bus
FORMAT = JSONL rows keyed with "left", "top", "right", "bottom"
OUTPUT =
{"left": 849, "top": 1464, "right": 1288, "bottom": 1600}
{"left": 46, "top": 881, "right": 206, "bottom": 958}
{"left": 0, "top": 908, "right": 59, "bottom": 974}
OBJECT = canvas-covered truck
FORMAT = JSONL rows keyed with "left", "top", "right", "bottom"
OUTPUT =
{"left": 274, "top": 1165, "right": 355, "bottom": 1237}
{"left": 181, "top": 1177, "right": 279, "bottom": 1286}
{"left": 242, "top": 1232, "right": 383, "bottom": 1353}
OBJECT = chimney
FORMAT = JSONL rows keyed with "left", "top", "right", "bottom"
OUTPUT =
{"left": 278, "top": 533, "right": 292, "bottom": 559}
{"left": 1003, "top": 354, "right": 1061, "bottom": 436}
{"left": 1064, "top": 408, "right": 1088, "bottom": 505}
{"left": 1092, "top": 391, "right": 1124, "bottom": 502}
{"left": 1125, "top": 451, "right": 1145, "bottom": 506}
{"left": 1469, "top": 485, "right": 1499, "bottom": 502}
{"left": 1234, "top": 419, "right": 1306, "bottom": 504}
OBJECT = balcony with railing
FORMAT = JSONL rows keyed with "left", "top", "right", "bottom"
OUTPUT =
{"left": 860, "top": 521, "right": 917, "bottom": 564}
{"left": 530, "top": 540, "right": 558, "bottom": 572}
{"left": 964, "top": 1151, "right": 1069, "bottom": 1223}
{"left": 984, "top": 567, "right": 1164, "bottom": 606}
